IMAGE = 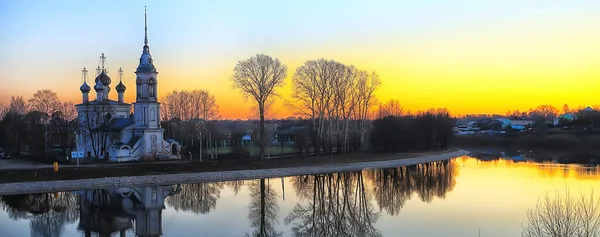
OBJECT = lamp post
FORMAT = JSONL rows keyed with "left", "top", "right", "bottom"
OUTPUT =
{"left": 195, "top": 128, "right": 202, "bottom": 162}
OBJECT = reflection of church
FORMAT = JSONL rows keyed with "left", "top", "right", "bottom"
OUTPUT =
{"left": 74, "top": 8, "right": 181, "bottom": 162}
{"left": 76, "top": 185, "right": 181, "bottom": 236}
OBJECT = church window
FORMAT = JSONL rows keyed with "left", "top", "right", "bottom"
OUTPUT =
{"left": 150, "top": 85, "right": 155, "bottom": 97}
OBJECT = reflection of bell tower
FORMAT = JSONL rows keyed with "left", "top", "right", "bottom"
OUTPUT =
{"left": 132, "top": 186, "right": 173, "bottom": 236}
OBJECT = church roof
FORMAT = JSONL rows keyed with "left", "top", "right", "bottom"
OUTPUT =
{"left": 107, "top": 118, "right": 134, "bottom": 131}
{"left": 75, "top": 99, "right": 131, "bottom": 107}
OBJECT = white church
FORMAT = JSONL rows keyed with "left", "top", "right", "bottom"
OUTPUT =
{"left": 75, "top": 9, "right": 181, "bottom": 162}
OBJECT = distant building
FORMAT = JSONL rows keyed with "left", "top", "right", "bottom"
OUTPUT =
{"left": 510, "top": 119, "right": 534, "bottom": 127}
{"left": 75, "top": 9, "right": 181, "bottom": 162}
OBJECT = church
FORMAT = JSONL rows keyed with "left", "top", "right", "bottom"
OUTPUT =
{"left": 75, "top": 9, "right": 181, "bottom": 162}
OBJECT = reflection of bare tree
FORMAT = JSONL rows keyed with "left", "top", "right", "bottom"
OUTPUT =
{"left": 366, "top": 167, "right": 413, "bottom": 216}
{"left": 166, "top": 182, "right": 224, "bottom": 214}
{"left": 246, "top": 178, "right": 282, "bottom": 237}
{"left": 226, "top": 180, "right": 247, "bottom": 195}
{"left": 285, "top": 172, "right": 382, "bottom": 237}
{"left": 364, "top": 160, "right": 457, "bottom": 216}
{"left": 0, "top": 192, "right": 79, "bottom": 237}
{"left": 413, "top": 160, "right": 457, "bottom": 202}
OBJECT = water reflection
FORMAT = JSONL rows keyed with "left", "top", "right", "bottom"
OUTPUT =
{"left": 246, "top": 179, "right": 282, "bottom": 237}
{"left": 1, "top": 192, "right": 78, "bottom": 237}
{"left": 166, "top": 182, "right": 223, "bottom": 214}
{"left": 286, "top": 172, "right": 382, "bottom": 237}
{"left": 1, "top": 185, "right": 181, "bottom": 236}
{"left": 364, "top": 160, "right": 457, "bottom": 216}
{"left": 1, "top": 156, "right": 599, "bottom": 237}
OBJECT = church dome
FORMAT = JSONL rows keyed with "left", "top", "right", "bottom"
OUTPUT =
{"left": 94, "top": 81, "right": 105, "bottom": 91}
{"left": 116, "top": 80, "right": 126, "bottom": 92}
{"left": 95, "top": 71, "right": 112, "bottom": 87}
{"left": 80, "top": 81, "right": 91, "bottom": 92}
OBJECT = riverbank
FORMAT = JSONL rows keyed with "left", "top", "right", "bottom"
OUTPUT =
{"left": 0, "top": 149, "right": 469, "bottom": 195}
{"left": 454, "top": 132, "right": 600, "bottom": 150}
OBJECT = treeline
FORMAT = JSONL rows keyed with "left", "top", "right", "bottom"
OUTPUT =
{"left": 370, "top": 108, "right": 455, "bottom": 153}
{"left": 0, "top": 90, "right": 77, "bottom": 157}
{"left": 232, "top": 54, "right": 457, "bottom": 158}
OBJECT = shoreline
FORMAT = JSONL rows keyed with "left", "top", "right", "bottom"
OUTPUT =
{"left": 0, "top": 149, "right": 469, "bottom": 196}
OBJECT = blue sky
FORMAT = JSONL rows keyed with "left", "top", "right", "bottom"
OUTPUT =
{"left": 2, "top": 0, "right": 600, "bottom": 117}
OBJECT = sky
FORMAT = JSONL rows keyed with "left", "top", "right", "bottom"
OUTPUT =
{"left": 1, "top": 0, "right": 600, "bottom": 119}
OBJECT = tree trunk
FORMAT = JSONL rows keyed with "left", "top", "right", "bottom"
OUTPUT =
{"left": 259, "top": 103, "right": 266, "bottom": 160}
{"left": 260, "top": 178, "right": 266, "bottom": 235}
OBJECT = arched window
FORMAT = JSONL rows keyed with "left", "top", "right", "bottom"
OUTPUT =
{"left": 149, "top": 85, "right": 155, "bottom": 97}
{"left": 149, "top": 78, "right": 156, "bottom": 98}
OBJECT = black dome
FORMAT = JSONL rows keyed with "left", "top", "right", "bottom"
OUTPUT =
{"left": 116, "top": 81, "right": 126, "bottom": 92}
{"left": 95, "top": 71, "right": 111, "bottom": 87}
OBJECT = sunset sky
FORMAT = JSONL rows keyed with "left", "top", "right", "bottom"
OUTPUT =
{"left": 1, "top": 0, "right": 600, "bottom": 119}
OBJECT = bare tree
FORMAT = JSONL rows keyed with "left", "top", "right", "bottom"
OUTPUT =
{"left": 528, "top": 105, "right": 559, "bottom": 122}
{"left": 232, "top": 54, "right": 287, "bottom": 160}
{"left": 376, "top": 99, "right": 404, "bottom": 118}
{"left": 562, "top": 104, "right": 571, "bottom": 115}
{"left": 249, "top": 96, "right": 277, "bottom": 121}
{"left": 0, "top": 103, "right": 7, "bottom": 119}
{"left": 58, "top": 102, "right": 77, "bottom": 121}
{"left": 196, "top": 90, "right": 220, "bottom": 121}
{"left": 522, "top": 189, "right": 600, "bottom": 237}
{"left": 49, "top": 110, "right": 76, "bottom": 154}
{"left": 79, "top": 103, "right": 115, "bottom": 158}
{"left": 28, "top": 90, "right": 61, "bottom": 116}
{"left": 353, "top": 70, "right": 380, "bottom": 148}
{"left": 8, "top": 96, "right": 29, "bottom": 115}
{"left": 292, "top": 59, "right": 380, "bottom": 154}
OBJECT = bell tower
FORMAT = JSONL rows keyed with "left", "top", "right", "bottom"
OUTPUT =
{"left": 133, "top": 6, "right": 162, "bottom": 134}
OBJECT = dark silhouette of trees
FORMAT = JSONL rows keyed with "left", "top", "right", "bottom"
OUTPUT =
{"left": 285, "top": 172, "right": 382, "bottom": 237}
{"left": 370, "top": 109, "right": 454, "bottom": 153}
{"left": 232, "top": 54, "right": 287, "bottom": 161}
{"left": 0, "top": 91, "right": 77, "bottom": 158}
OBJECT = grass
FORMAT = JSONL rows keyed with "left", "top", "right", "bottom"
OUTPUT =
{"left": 204, "top": 145, "right": 298, "bottom": 157}
{"left": 0, "top": 148, "right": 457, "bottom": 184}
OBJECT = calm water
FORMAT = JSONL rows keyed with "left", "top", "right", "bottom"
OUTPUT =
{"left": 1, "top": 154, "right": 599, "bottom": 237}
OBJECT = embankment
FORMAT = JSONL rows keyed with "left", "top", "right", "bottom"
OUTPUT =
{"left": 0, "top": 149, "right": 469, "bottom": 195}
{"left": 454, "top": 132, "right": 600, "bottom": 151}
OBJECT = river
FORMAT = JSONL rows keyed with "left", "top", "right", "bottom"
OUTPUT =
{"left": 0, "top": 151, "right": 599, "bottom": 237}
